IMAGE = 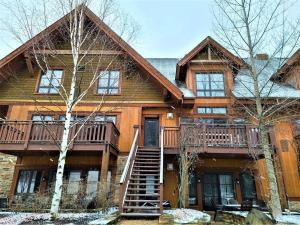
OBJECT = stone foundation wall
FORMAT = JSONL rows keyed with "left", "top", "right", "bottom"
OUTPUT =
{"left": 113, "top": 155, "right": 128, "bottom": 205}
{"left": 221, "top": 212, "right": 246, "bottom": 225}
{"left": 0, "top": 153, "right": 16, "bottom": 197}
{"left": 288, "top": 200, "right": 300, "bottom": 211}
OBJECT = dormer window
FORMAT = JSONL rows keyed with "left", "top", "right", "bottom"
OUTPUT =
{"left": 97, "top": 71, "right": 120, "bottom": 95}
{"left": 37, "top": 69, "right": 63, "bottom": 94}
{"left": 196, "top": 73, "right": 225, "bottom": 97}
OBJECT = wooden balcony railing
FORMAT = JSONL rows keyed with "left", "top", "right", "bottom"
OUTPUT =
{"left": 163, "top": 124, "right": 272, "bottom": 152}
{"left": 0, "top": 121, "right": 120, "bottom": 152}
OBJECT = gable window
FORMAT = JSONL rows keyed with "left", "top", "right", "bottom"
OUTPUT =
{"left": 196, "top": 73, "right": 225, "bottom": 97}
{"left": 197, "top": 107, "right": 227, "bottom": 114}
{"left": 16, "top": 170, "right": 42, "bottom": 194}
{"left": 37, "top": 69, "right": 63, "bottom": 94}
{"left": 97, "top": 71, "right": 120, "bottom": 95}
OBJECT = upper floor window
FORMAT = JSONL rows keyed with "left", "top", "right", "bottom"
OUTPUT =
{"left": 196, "top": 73, "right": 225, "bottom": 97}
{"left": 32, "top": 115, "right": 53, "bottom": 121}
{"left": 197, "top": 107, "right": 227, "bottom": 114}
{"left": 95, "top": 115, "right": 117, "bottom": 124}
{"left": 37, "top": 69, "right": 63, "bottom": 94}
{"left": 97, "top": 71, "right": 120, "bottom": 95}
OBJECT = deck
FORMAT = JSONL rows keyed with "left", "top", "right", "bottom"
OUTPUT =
{"left": 0, "top": 121, "right": 119, "bottom": 155}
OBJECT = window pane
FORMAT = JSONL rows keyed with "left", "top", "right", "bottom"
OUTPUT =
{"left": 99, "top": 78, "right": 109, "bottom": 87}
{"left": 86, "top": 170, "right": 99, "bottom": 196}
{"left": 97, "top": 88, "right": 108, "bottom": 94}
{"left": 38, "top": 70, "right": 63, "bottom": 94}
{"left": 212, "top": 108, "right": 227, "bottom": 114}
{"left": 108, "top": 89, "right": 119, "bottom": 94}
{"left": 16, "top": 170, "right": 40, "bottom": 194}
{"left": 67, "top": 171, "right": 81, "bottom": 194}
{"left": 110, "top": 71, "right": 120, "bottom": 79}
{"left": 32, "top": 115, "right": 53, "bottom": 121}
{"left": 38, "top": 87, "right": 49, "bottom": 93}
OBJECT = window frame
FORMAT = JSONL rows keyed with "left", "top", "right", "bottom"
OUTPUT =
{"left": 195, "top": 72, "right": 226, "bottom": 97}
{"left": 96, "top": 70, "right": 122, "bottom": 96}
{"left": 35, "top": 68, "right": 64, "bottom": 94}
{"left": 197, "top": 107, "right": 227, "bottom": 115}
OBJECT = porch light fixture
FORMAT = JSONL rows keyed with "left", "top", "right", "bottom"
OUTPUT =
{"left": 167, "top": 163, "right": 174, "bottom": 171}
{"left": 167, "top": 112, "right": 174, "bottom": 119}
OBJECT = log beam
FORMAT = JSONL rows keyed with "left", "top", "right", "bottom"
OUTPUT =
{"left": 34, "top": 49, "right": 124, "bottom": 55}
{"left": 24, "top": 52, "right": 34, "bottom": 74}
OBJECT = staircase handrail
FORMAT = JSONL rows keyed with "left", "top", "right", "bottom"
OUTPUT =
{"left": 120, "top": 127, "right": 139, "bottom": 184}
{"left": 159, "top": 127, "right": 164, "bottom": 214}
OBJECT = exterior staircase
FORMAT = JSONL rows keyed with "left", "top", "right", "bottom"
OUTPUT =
{"left": 119, "top": 127, "right": 164, "bottom": 217}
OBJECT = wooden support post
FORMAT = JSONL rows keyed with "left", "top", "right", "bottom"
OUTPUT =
{"left": 99, "top": 149, "right": 110, "bottom": 207}
{"left": 24, "top": 52, "right": 34, "bottom": 74}
{"left": 24, "top": 121, "right": 33, "bottom": 150}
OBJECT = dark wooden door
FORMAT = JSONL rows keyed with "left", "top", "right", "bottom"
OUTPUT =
{"left": 144, "top": 118, "right": 159, "bottom": 147}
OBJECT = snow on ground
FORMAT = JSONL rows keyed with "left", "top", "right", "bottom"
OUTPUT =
{"left": 164, "top": 208, "right": 210, "bottom": 224}
{"left": 224, "top": 211, "right": 300, "bottom": 225}
{"left": 0, "top": 207, "right": 118, "bottom": 225}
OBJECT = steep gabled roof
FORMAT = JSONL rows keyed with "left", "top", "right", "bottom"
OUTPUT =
{"left": 176, "top": 36, "right": 244, "bottom": 80}
{"left": 272, "top": 48, "right": 300, "bottom": 80}
{"left": 0, "top": 6, "right": 183, "bottom": 100}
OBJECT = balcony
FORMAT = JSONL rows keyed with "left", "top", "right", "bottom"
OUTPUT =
{"left": 163, "top": 124, "right": 273, "bottom": 157}
{"left": 0, "top": 121, "right": 120, "bottom": 155}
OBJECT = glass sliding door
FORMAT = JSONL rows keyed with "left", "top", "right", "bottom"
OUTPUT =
{"left": 202, "top": 173, "right": 236, "bottom": 210}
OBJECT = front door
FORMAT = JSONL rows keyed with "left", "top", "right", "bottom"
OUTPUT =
{"left": 144, "top": 117, "right": 159, "bottom": 147}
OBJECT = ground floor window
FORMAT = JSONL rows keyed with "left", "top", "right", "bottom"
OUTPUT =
{"left": 202, "top": 173, "right": 235, "bottom": 210}
{"left": 240, "top": 172, "right": 257, "bottom": 202}
{"left": 189, "top": 174, "right": 197, "bottom": 205}
{"left": 16, "top": 170, "right": 42, "bottom": 194}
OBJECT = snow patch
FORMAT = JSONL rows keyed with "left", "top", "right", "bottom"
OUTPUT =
{"left": 164, "top": 208, "right": 210, "bottom": 224}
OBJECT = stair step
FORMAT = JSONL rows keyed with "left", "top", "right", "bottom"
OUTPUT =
{"left": 135, "top": 162, "right": 159, "bottom": 165}
{"left": 130, "top": 178, "right": 159, "bottom": 181}
{"left": 123, "top": 206, "right": 160, "bottom": 210}
{"left": 126, "top": 193, "right": 159, "bottom": 197}
{"left": 129, "top": 183, "right": 159, "bottom": 187}
{"left": 125, "top": 199, "right": 160, "bottom": 203}
{"left": 127, "top": 188, "right": 160, "bottom": 191}
{"left": 136, "top": 155, "right": 160, "bottom": 158}
{"left": 131, "top": 174, "right": 160, "bottom": 176}
{"left": 134, "top": 165, "right": 159, "bottom": 168}
{"left": 137, "top": 151, "right": 160, "bottom": 154}
{"left": 133, "top": 169, "right": 160, "bottom": 172}
{"left": 135, "top": 158, "right": 160, "bottom": 161}
{"left": 120, "top": 213, "right": 161, "bottom": 217}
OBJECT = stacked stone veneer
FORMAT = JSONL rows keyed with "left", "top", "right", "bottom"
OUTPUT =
{"left": 113, "top": 155, "right": 128, "bottom": 205}
{"left": 0, "top": 153, "right": 16, "bottom": 197}
{"left": 289, "top": 201, "right": 300, "bottom": 211}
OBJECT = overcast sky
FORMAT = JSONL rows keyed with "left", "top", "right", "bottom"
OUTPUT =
{"left": 0, "top": 0, "right": 299, "bottom": 59}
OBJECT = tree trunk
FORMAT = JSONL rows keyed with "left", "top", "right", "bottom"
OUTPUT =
{"left": 259, "top": 126, "right": 282, "bottom": 219}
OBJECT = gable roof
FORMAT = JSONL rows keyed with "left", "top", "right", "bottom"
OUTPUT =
{"left": 272, "top": 48, "right": 300, "bottom": 80}
{"left": 0, "top": 6, "right": 183, "bottom": 100}
{"left": 175, "top": 36, "right": 244, "bottom": 80}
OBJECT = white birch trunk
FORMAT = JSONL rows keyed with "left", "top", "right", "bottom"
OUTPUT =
{"left": 50, "top": 64, "right": 77, "bottom": 217}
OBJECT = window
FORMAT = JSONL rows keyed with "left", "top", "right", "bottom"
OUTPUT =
{"left": 240, "top": 172, "right": 257, "bottom": 201}
{"left": 86, "top": 170, "right": 99, "bottom": 197}
{"left": 95, "top": 115, "right": 117, "bottom": 124}
{"left": 189, "top": 174, "right": 197, "bottom": 206}
{"left": 197, "top": 118, "right": 227, "bottom": 125}
{"left": 97, "top": 71, "right": 120, "bottom": 95}
{"left": 59, "top": 115, "right": 86, "bottom": 122}
{"left": 66, "top": 171, "right": 81, "bottom": 195}
{"left": 37, "top": 69, "right": 63, "bottom": 94}
{"left": 16, "top": 170, "right": 42, "bottom": 194}
{"left": 32, "top": 115, "right": 53, "bottom": 121}
{"left": 198, "top": 107, "right": 227, "bottom": 114}
{"left": 196, "top": 73, "right": 225, "bottom": 97}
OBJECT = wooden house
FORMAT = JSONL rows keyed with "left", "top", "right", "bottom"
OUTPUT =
{"left": 0, "top": 6, "right": 299, "bottom": 216}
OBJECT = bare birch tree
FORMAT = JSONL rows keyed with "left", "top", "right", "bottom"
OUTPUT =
{"left": 0, "top": 0, "right": 141, "bottom": 218}
{"left": 213, "top": 0, "right": 300, "bottom": 219}
{"left": 178, "top": 123, "right": 200, "bottom": 208}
